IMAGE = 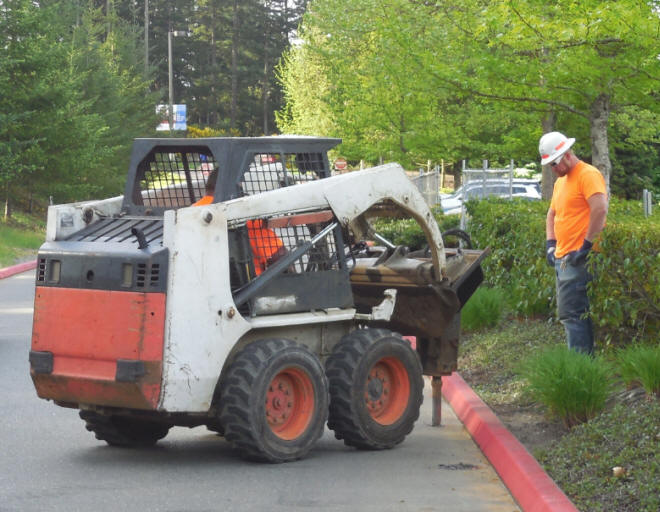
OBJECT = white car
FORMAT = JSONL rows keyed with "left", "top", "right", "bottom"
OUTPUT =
{"left": 440, "top": 179, "right": 541, "bottom": 215}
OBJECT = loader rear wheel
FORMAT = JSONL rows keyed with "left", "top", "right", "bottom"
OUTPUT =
{"left": 79, "top": 411, "right": 170, "bottom": 447}
{"left": 325, "top": 328, "right": 423, "bottom": 450}
{"left": 218, "top": 339, "right": 328, "bottom": 463}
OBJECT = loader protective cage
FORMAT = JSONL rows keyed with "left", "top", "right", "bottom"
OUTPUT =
{"left": 123, "top": 137, "right": 340, "bottom": 215}
{"left": 228, "top": 209, "right": 354, "bottom": 317}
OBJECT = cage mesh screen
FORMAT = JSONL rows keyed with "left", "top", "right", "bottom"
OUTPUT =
{"left": 246, "top": 217, "right": 339, "bottom": 278}
{"left": 139, "top": 149, "right": 217, "bottom": 208}
{"left": 240, "top": 152, "right": 326, "bottom": 196}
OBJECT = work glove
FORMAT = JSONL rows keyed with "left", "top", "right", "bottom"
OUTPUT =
{"left": 546, "top": 240, "right": 557, "bottom": 268}
{"left": 565, "top": 239, "right": 593, "bottom": 267}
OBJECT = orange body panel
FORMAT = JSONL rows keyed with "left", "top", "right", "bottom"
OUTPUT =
{"left": 31, "top": 287, "right": 166, "bottom": 410}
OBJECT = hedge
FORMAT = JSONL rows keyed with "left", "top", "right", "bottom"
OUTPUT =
{"left": 371, "top": 197, "right": 659, "bottom": 346}
{"left": 467, "top": 197, "right": 660, "bottom": 346}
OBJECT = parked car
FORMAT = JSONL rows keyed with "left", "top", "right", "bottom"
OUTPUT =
{"left": 440, "top": 179, "right": 541, "bottom": 215}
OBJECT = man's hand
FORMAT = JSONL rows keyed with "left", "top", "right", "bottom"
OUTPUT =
{"left": 565, "top": 239, "right": 593, "bottom": 266}
{"left": 546, "top": 240, "right": 557, "bottom": 268}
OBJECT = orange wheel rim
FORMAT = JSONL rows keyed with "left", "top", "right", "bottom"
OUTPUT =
{"left": 364, "top": 357, "right": 410, "bottom": 425}
{"left": 265, "top": 368, "right": 315, "bottom": 440}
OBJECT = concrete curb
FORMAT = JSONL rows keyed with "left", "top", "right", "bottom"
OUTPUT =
{"left": 0, "top": 260, "right": 37, "bottom": 280}
{"left": 442, "top": 372, "right": 579, "bottom": 512}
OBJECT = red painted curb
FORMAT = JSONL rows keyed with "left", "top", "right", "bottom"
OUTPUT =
{"left": 442, "top": 372, "right": 578, "bottom": 512}
{"left": 0, "top": 260, "right": 37, "bottom": 280}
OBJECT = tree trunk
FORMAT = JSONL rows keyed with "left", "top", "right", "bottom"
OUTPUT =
{"left": 540, "top": 112, "right": 556, "bottom": 200}
{"left": 589, "top": 93, "right": 611, "bottom": 190}
{"left": 262, "top": 55, "right": 269, "bottom": 135}
{"left": 230, "top": 0, "right": 239, "bottom": 131}
{"left": 210, "top": 2, "right": 217, "bottom": 128}
{"left": 3, "top": 183, "right": 11, "bottom": 221}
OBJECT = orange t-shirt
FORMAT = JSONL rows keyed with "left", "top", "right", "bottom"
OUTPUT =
{"left": 192, "top": 195, "right": 213, "bottom": 206}
{"left": 247, "top": 219, "right": 284, "bottom": 275}
{"left": 550, "top": 161, "right": 606, "bottom": 258}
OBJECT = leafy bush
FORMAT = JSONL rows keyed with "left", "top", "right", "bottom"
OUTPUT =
{"left": 616, "top": 344, "right": 660, "bottom": 397}
{"left": 589, "top": 203, "right": 660, "bottom": 345}
{"left": 467, "top": 198, "right": 554, "bottom": 316}
{"left": 468, "top": 197, "right": 660, "bottom": 344}
{"left": 371, "top": 207, "right": 460, "bottom": 250}
{"left": 519, "top": 346, "right": 613, "bottom": 428}
{"left": 461, "top": 286, "right": 505, "bottom": 331}
{"left": 374, "top": 197, "right": 659, "bottom": 344}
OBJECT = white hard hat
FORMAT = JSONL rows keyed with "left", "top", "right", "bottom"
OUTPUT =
{"left": 539, "top": 131, "right": 575, "bottom": 165}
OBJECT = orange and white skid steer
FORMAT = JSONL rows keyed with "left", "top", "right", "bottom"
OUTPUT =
{"left": 30, "top": 137, "right": 487, "bottom": 462}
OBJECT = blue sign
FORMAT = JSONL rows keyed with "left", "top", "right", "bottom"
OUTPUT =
{"left": 156, "top": 104, "right": 187, "bottom": 131}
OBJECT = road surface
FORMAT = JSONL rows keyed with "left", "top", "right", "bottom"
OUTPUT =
{"left": 0, "top": 269, "right": 519, "bottom": 512}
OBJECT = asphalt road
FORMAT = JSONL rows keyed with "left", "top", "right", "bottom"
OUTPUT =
{"left": 0, "top": 270, "right": 519, "bottom": 512}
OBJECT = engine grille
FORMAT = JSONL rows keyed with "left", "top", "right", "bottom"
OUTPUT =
{"left": 66, "top": 217, "right": 163, "bottom": 246}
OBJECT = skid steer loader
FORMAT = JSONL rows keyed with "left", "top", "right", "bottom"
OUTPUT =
{"left": 30, "top": 137, "right": 487, "bottom": 462}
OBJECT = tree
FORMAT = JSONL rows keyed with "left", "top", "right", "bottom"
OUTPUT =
{"left": 420, "top": 0, "right": 660, "bottom": 189}
{"left": 277, "top": 0, "right": 660, "bottom": 191}
{"left": 0, "top": 1, "right": 80, "bottom": 216}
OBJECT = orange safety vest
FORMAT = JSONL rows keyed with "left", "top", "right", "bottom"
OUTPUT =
{"left": 192, "top": 195, "right": 213, "bottom": 206}
{"left": 192, "top": 198, "right": 284, "bottom": 275}
{"left": 247, "top": 219, "right": 284, "bottom": 275}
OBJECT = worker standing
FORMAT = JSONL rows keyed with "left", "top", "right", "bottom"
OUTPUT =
{"left": 540, "top": 132, "right": 608, "bottom": 354}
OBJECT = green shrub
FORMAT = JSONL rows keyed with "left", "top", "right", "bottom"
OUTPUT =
{"left": 371, "top": 207, "right": 461, "bottom": 250}
{"left": 589, "top": 207, "right": 660, "bottom": 345}
{"left": 519, "top": 346, "right": 614, "bottom": 428}
{"left": 467, "top": 197, "right": 660, "bottom": 343}
{"left": 461, "top": 286, "right": 505, "bottom": 331}
{"left": 467, "top": 198, "right": 554, "bottom": 316}
{"left": 616, "top": 344, "right": 660, "bottom": 397}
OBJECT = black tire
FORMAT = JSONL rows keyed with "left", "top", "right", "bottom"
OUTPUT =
{"left": 218, "top": 339, "right": 329, "bottom": 463}
{"left": 441, "top": 228, "right": 473, "bottom": 249}
{"left": 79, "top": 411, "right": 170, "bottom": 447}
{"left": 325, "top": 328, "right": 424, "bottom": 450}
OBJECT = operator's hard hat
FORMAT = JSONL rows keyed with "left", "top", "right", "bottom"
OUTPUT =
{"left": 539, "top": 131, "right": 575, "bottom": 166}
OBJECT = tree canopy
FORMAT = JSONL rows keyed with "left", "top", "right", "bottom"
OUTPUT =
{"left": 1, "top": 0, "right": 308, "bottom": 215}
{"left": 277, "top": 0, "right": 660, "bottom": 195}
{"left": 1, "top": 0, "right": 658, "bottom": 216}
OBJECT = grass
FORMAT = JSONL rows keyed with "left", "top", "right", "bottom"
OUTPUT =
{"left": 0, "top": 212, "right": 45, "bottom": 267}
{"left": 459, "top": 317, "right": 660, "bottom": 511}
{"left": 616, "top": 344, "right": 660, "bottom": 397}
{"left": 537, "top": 400, "right": 660, "bottom": 512}
{"left": 458, "top": 318, "right": 564, "bottom": 406}
{"left": 519, "top": 346, "right": 613, "bottom": 427}
{"left": 461, "top": 286, "right": 505, "bottom": 331}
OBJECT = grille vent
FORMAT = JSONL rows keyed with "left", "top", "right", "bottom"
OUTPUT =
{"left": 37, "top": 258, "right": 47, "bottom": 282}
{"left": 150, "top": 264, "right": 160, "bottom": 287}
{"left": 136, "top": 263, "right": 147, "bottom": 288}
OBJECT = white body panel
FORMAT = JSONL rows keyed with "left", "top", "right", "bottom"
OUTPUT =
{"left": 159, "top": 205, "right": 252, "bottom": 412}
{"left": 46, "top": 196, "right": 123, "bottom": 241}
{"left": 158, "top": 164, "right": 445, "bottom": 412}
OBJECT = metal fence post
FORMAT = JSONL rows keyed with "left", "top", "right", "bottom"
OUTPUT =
{"left": 482, "top": 160, "right": 488, "bottom": 198}
{"left": 643, "top": 189, "right": 653, "bottom": 217}
{"left": 509, "top": 159, "right": 514, "bottom": 198}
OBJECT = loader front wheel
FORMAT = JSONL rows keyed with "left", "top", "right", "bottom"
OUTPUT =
{"left": 218, "top": 339, "right": 328, "bottom": 463}
{"left": 79, "top": 411, "right": 170, "bottom": 447}
{"left": 325, "top": 328, "right": 423, "bottom": 450}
